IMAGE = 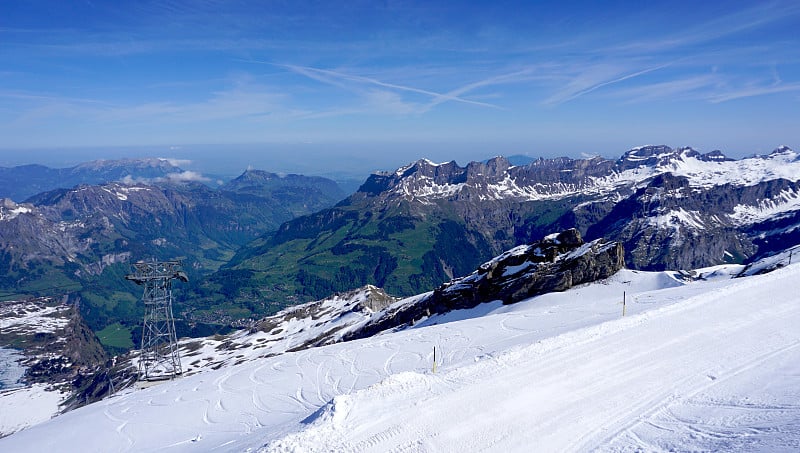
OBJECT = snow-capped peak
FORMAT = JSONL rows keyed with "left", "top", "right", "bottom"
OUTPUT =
{"left": 377, "top": 145, "right": 800, "bottom": 204}
{"left": 769, "top": 145, "right": 796, "bottom": 157}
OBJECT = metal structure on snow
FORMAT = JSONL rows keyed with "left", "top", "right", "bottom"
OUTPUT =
{"left": 125, "top": 261, "right": 188, "bottom": 381}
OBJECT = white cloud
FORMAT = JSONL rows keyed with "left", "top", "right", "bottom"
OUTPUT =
{"left": 274, "top": 62, "right": 502, "bottom": 112}
{"left": 158, "top": 157, "right": 193, "bottom": 167}
{"left": 710, "top": 82, "right": 800, "bottom": 103}
{"left": 120, "top": 175, "right": 140, "bottom": 185}
{"left": 164, "top": 171, "right": 210, "bottom": 183}
{"left": 542, "top": 62, "right": 672, "bottom": 106}
{"left": 119, "top": 171, "right": 210, "bottom": 185}
{"left": 606, "top": 74, "right": 722, "bottom": 103}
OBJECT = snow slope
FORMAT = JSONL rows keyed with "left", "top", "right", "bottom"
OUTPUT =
{"left": 0, "top": 384, "right": 66, "bottom": 437}
{"left": 2, "top": 265, "right": 799, "bottom": 451}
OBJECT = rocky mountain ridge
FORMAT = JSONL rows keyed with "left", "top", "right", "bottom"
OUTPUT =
{"left": 223, "top": 145, "right": 800, "bottom": 306}
{"left": 365, "top": 145, "right": 798, "bottom": 203}
{"left": 0, "top": 297, "right": 110, "bottom": 417}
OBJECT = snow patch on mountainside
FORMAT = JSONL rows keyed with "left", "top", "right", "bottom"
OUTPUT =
{"left": 0, "top": 301, "right": 71, "bottom": 335}
{"left": 484, "top": 176, "right": 586, "bottom": 202}
{"left": 729, "top": 187, "right": 800, "bottom": 226}
{"left": 0, "top": 200, "right": 33, "bottom": 221}
{"left": 176, "top": 286, "right": 398, "bottom": 376}
{"left": 593, "top": 148, "right": 800, "bottom": 197}
{"left": 665, "top": 148, "right": 800, "bottom": 187}
{"left": 397, "top": 176, "right": 463, "bottom": 201}
{"left": 391, "top": 147, "right": 800, "bottom": 203}
{"left": 648, "top": 208, "right": 707, "bottom": 232}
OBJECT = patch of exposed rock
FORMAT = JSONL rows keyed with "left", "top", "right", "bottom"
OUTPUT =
{"left": 344, "top": 229, "right": 624, "bottom": 341}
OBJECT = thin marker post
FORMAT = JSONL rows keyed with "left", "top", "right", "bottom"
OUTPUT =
{"left": 622, "top": 291, "right": 626, "bottom": 317}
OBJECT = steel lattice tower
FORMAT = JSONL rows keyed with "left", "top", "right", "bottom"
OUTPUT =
{"left": 126, "top": 261, "right": 188, "bottom": 381}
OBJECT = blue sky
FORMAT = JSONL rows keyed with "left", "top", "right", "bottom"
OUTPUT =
{"left": 1, "top": 1, "right": 799, "bottom": 174}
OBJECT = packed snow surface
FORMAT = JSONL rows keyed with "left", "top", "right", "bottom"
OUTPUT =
{"left": 0, "top": 384, "right": 66, "bottom": 437}
{"left": 2, "top": 265, "right": 800, "bottom": 451}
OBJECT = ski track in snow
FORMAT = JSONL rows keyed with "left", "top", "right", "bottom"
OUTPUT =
{"left": 2, "top": 267, "right": 799, "bottom": 451}
{"left": 265, "top": 266, "right": 800, "bottom": 452}
{"left": 602, "top": 338, "right": 800, "bottom": 452}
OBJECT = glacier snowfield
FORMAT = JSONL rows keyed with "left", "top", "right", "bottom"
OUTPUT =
{"left": 2, "top": 264, "right": 799, "bottom": 452}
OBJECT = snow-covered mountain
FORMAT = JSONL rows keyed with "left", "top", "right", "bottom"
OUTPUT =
{"left": 367, "top": 145, "right": 800, "bottom": 203}
{"left": 224, "top": 145, "right": 800, "bottom": 305}
{"left": 3, "top": 145, "right": 800, "bottom": 450}
{"left": 2, "top": 247, "right": 798, "bottom": 451}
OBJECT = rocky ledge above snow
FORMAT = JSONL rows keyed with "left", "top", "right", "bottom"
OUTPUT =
{"left": 344, "top": 229, "right": 625, "bottom": 340}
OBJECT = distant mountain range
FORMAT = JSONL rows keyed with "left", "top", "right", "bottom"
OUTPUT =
{"left": 2, "top": 147, "right": 799, "bottom": 352}
{"left": 0, "top": 159, "right": 347, "bottom": 351}
{"left": 216, "top": 145, "right": 800, "bottom": 311}
{"left": 2, "top": 146, "right": 800, "bottom": 435}
{"left": 0, "top": 158, "right": 192, "bottom": 202}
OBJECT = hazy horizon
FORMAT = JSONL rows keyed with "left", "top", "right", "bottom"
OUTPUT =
{"left": 3, "top": 1, "right": 799, "bottom": 169}
{"left": 1, "top": 139, "right": 794, "bottom": 180}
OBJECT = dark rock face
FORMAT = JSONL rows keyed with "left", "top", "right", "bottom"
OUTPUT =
{"left": 435, "top": 229, "right": 622, "bottom": 307}
{"left": 344, "top": 229, "right": 624, "bottom": 341}
{"left": 584, "top": 174, "right": 800, "bottom": 270}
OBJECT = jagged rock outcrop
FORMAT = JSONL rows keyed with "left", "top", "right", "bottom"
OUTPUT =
{"left": 343, "top": 229, "right": 624, "bottom": 341}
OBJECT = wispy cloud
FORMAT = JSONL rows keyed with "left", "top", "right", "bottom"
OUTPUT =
{"left": 540, "top": 1, "right": 800, "bottom": 106}
{"left": 120, "top": 170, "right": 210, "bottom": 185}
{"left": 158, "top": 157, "right": 193, "bottom": 167}
{"left": 419, "top": 69, "right": 535, "bottom": 112}
{"left": 278, "top": 63, "right": 502, "bottom": 111}
{"left": 1, "top": 79, "right": 298, "bottom": 137}
{"left": 607, "top": 75, "right": 722, "bottom": 103}
{"left": 163, "top": 170, "right": 209, "bottom": 183}
{"left": 608, "top": 1, "right": 800, "bottom": 55}
{"left": 541, "top": 62, "right": 673, "bottom": 106}
{"left": 710, "top": 82, "right": 800, "bottom": 103}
